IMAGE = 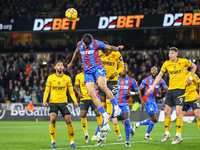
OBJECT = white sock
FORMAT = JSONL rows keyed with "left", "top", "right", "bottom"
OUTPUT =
{"left": 136, "top": 122, "right": 140, "bottom": 127}
{"left": 145, "top": 133, "right": 149, "bottom": 136}
{"left": 118, "top": 135, "right": 122, "bottom": 137}
{"left": 176, "top": 133, "right": 181, "bottom": 137}
{"left": 51, "top": 140, "right": 55, "bottom": 143}
{"left": 103, "top": 112, "right": 108, "bottom": 117}
{"left": 70, "top": 141, "right": 74, "bottom": 145}
{"left": 85, "top": 132, "right": 88, "bottom": 136}
{"left": 165, "top": 131, "right": 170, "bottom": 135}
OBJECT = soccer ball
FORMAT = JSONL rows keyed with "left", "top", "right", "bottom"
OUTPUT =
{"left": 65, "top": 8, "right": 78, "bottom": 20}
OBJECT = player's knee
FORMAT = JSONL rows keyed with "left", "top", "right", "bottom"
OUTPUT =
{"left": 98, "top": 84, "right": 107, "bottom": 92}
{"left": 50, "top": 118, "right": 56, "bottom": 124}
{"left": 66, "top": 119, "right": 72, "bottom": 125}
{"left": 195, "top": 112, "right": 200, "bottom": 119}
{"left": 87, "top": 91, "right": 95, "bottom": 98}
{"left": 152, "top": 118, "right": 158, "bottom": 123}
{"left": 81, "top": 113, "right": 86, "bottom": 118}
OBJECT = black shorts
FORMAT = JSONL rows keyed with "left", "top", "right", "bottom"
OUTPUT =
{"left": 49, "top": 103, "right": 70, "bottom": 117}
{"left": 165, "top": 89, "right": 185, "bottom": 106}
{"left": 182, "top": 100, "right": 200, "bottom": 112}
{"left": 98, "top": 81, "right": 118, "bottom": 96}
{"left": 80, "top": 100, "right": 97, "bottom": 111}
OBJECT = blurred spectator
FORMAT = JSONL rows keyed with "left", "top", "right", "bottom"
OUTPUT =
{"left": 12, "top": 85, "right": 19, "bottom": 100}
{"left": 19, "top": 87, "right": 26, "bottom": 102}
{"left": 24, "top": 91, "right": 31, "bottom": 103}
{"left": 10, "top": 93, "right": 17, "bottom": 103}
{"left": 31, "top": 91, "right": 38, "bottom": 104}
{"left": 18, "top": 57, "right": 26, "bottom": 71}
{"left": 25, "top": 62, "right": 31, "bottom": 74}
{"left": 0, "top": 75, "right": 5, "bottom": 97}
{"left": 38, "top": 90, "right": 44, "bottom": 103}
{"left": 32, "top": 84, "right": 38, "bottom": 94}
{"left": 7, "top": 83, "right": 13, "bottom": 100}
{"left": 26, "top": 101, "right": 35, "bottom": 111}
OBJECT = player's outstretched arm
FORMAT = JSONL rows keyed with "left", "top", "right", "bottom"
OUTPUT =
{"left": 187, "top": 62, "right": 197, "bottom": 85}
{"left": 147, "top": 71, "right": 164, "bottom": 94}
{"left": 67, "top": 49, "right": 80, "bottom": 69}
{"left": 105, "top": 45, "right": 124, "bottom": 51}
{"left": 196, "top": 82, "right": 200, "bottom": 100}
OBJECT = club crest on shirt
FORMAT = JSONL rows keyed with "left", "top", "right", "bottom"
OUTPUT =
{"left": 58, "top": 82, "right": 61, "bottom": 85}
{"left": 107, "top": 57, "right": 110, "bottom": 61}
{"left": 63, "top": 79, "right": 65, "bottom": 82}
{"left": 174, "top": 65, "right": 176, "bottom": 68}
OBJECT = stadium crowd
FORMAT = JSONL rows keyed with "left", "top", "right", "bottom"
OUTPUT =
{"left": 0, "top": 48, "right": 199, "bottom": 104}
{"left": 0, "top": 0, "right": 199, "bottom": 20}
{"left": 59, "top": 0, "right": 200, "bottom": 18}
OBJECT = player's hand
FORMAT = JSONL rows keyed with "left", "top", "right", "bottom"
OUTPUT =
{"left": 78, "top": 92, "right": 83, "bottom": 98}
{"left": 147, "top": 86, "right": 154, "bottom": 94}
{"left": 109, "top": 73, "right": 116, "bottom": 79}
{"left": 74, "top": 102, "right": 79, "bottom": 108}
{"left": 42, "top": 101, "right": 48, "bottom": 107}
{"left": 196, "top": 95, "right": 200, "bottom": 100}
{"left": 117, "top": 45, "right": 124, "bottom": 50}
{"left": 125, "top": 90, "right": 131, "bottom": 96}
{"left": 67, "top": 63, "right": 72, "bottom": 69}
{"left": 186, "top": 77, "right": 192, "bottom": 85}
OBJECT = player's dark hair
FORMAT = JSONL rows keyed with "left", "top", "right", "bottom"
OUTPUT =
{"left": 102, "top": 40, "right": 108, "bottom": 45}
{"left": 54, "top": 60, "right": 63, "bottom": 66}
{"left": 169, "top": 47, "right": 178, "bottom": 52}
{"left": 83, "top": 34, "right": 93, "bottom": 45}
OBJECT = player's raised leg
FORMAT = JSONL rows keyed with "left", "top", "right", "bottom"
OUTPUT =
{"left": 86, "top": 82, "right": 111, "bottom": 132}
{"left": 97, "top": 76, "right": 121, "bottom": 117}
{"left": 49, "top": 113, "right": 57, "bottom": 148}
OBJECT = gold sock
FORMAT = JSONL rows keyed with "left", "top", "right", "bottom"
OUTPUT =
{"left": 81, "top": 117, "right": 87, "bottom": 133}
{"left": 67, "top": 124, "right": 74, "bottom": 142}
{"left": 176, "top": 117, "right": 183, "bottom": 134}
{"left": 96, "top": 116, "right": 102, "bottom": 130}
{"left": 164, "top": 118, "right": 171, "bottom": 132}
{"left": 49, "top": 124, "right": 56, "bottom": 142}
{"left": 196, "top": 117, "right": 200, "bottom": 130}
{"left": 102, "top": 102, "right": 106, "bottom": 110}
{"left": 106, "top": 102, "right": 112, "bottom": 123}
{"left": 113, "top": 124, "right": 121, "bottom": 136}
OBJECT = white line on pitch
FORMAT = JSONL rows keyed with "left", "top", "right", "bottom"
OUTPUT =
{"left": 39, "top": 137, "right": 199, "bottom": 150}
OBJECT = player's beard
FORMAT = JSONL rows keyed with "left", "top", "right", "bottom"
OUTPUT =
{"left": 57, "top": 69, "right": 63, "bottom": 73}
{"left": 151, "top": 73, "right": 157, "bottom": 78}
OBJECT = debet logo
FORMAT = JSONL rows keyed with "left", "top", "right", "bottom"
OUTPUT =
{"left": 163, "top": 13, "right": 200, "bottom": 27}
{"left": 33, "top": 18, "right": 80, "bottom": 31}
{"left": 98, "top": 15, "right": 144, "bottom": 29}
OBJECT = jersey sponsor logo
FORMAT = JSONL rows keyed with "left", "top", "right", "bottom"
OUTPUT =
{"left": 80, "top": 50, "right": 95, "bottom": 55}
{"left": 174, "top": 65, "right": 176, "bottom": 68}
{"left": 98, "top": 15, "right": 144, "bottom": 29}
{"left": 101, "top": 61, "right": 115, "bottom": 66}
{"left": 118, "top": 85, "right": 129, "bottom": 89}
{"left": 33, "top": 18, "right": 80, "bottom": 31}
{"left": 169, "top": 70, "right": 181, "bottom": 74}
{"left": 52, "top": 86, "right": 65, "bottom": 90}
{"left": 163, "top": 13, "right": 200, "bottom": 27}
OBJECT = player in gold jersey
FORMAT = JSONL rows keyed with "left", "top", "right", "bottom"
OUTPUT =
{"left": 182, "top": 67, "right": 200, "bottom": 130}
{"left": 98, "top": 41, "right": 124, "bottom": 141}
{"left": 75, "top": 64, "right": 102, "bottom": 143}
{"left": 42, "top": 60, "right": 78, "bottom": 148}
{"left": 148, "top": 47, "right": 197, "bottom": 145}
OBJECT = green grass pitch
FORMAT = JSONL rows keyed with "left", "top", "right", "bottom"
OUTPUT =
{"left": 0, "top": 121, "right": 199, "bottom": 150}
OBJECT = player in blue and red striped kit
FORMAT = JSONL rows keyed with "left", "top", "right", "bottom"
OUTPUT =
{"left": 95, "top": 63, "right": 139, "bottom": 147}
{"left": 67, "top": 34, "right": 124, "bottom": 133}
{"left": 132, "top": 66, "right": 168, "bottom": 139}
